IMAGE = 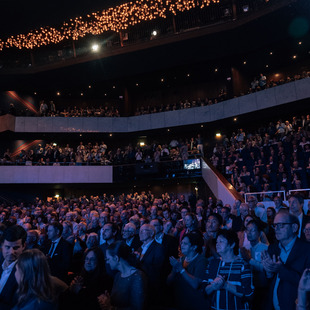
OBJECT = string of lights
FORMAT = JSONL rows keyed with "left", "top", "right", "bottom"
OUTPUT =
{"left": 0, "top": 0, "right": 219, "bottom": 51}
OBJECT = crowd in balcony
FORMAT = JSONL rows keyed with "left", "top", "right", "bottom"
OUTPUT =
{"left": 211, "top": 114, "right": 310, "bottom": 196}
{"left": 2, "top": 70, "right": 309, "bottom": 118}
{"left": 0, "top": 189, "right": 310, "bottom": 310}
{"left": 0, "top": 135, "right": 204, "bottom": 166}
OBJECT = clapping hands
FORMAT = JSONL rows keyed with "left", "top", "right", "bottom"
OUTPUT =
{"left": 261, "top": 250, "right": 282, "bottom": 274}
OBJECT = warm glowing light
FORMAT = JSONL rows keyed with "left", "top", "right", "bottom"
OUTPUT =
{"left": 140, "top": 142, "right": 145, "bottom": 146}
{"left": 243, "top": 61, "right": 246, "bottom": 65}
{"left": 0, "top": 0, "right": 220, "bottom": 51}
{"left": 269, "top": 52, "right": 273, "bottom": 55}
{"left": 292, "top": 55, "right": 297, "bottom": 59}
{"left": 91, "top": 43, "right": 99, "bottom": 52}
{"left": 152, "top": 30, "right": 158, "bottom": 36}
{"left": 81, "top": 93, "right": 84, "bottom": 96}
{"left": 215, "top": 68, "right": 218, "bottom": 72}
{"left": 299, "top": 41, "right": 302, "bottom": 45}
{"left": 109, "top": 133, "right": 113, "bottom": 136}
{"left": 55, "top": 194, "right": 60, "bottom": 198}
{"left": 88, "top": 85, "right": 92, "bottom": 88}
{"left": 265, "top": 64, "right": 269, "bottom": 68}
{"left": 233, "top": 118, "right": 237, "bottom": 121}
{"left": 56, "top": 92, "right": 61, "bottom": 96}
{"left": 216, "top": 133, "right": 221, "bottom": 137}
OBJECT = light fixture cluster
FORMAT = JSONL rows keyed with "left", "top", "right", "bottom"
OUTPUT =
{"left": 0, "top": 0, "right": 219, "bottom": 51}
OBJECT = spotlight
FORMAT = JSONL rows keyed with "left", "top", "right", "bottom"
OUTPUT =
{"left": 91, "top": 44, "right": 99, "bottom": 52}
{"left": 152, "top": 30, "right": 158, "bottom": 36}
{"left": 242, "top": 5, "right": 249, "bottom": 12}
{"left": 216, "top": 133, "right": 221, "bottom": 138}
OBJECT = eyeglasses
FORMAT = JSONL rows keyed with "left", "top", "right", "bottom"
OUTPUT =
{"left": 272, "top": 223, "right": 292, "bottom": 229}
{"left": 304, "top": 228, "right": 310, "bottom": 233}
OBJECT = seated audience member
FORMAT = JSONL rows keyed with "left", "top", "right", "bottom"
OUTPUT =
{"left": 0, "top": 225, "right": 27, "bottom": 310}
{"left": 68, "top": 247, "right": 109, "bottom": 310}
{"left": 98, "top": 241, "right": 147, "bottom": 310}
{"left": 168, "top": 231, "right": 210, "bottom": 310}
{"left": 262, "top": 210, "right": 310, "bottom": 310}
{"left": 203, "top": 213, "right": 222, "bottom": 259}
{"left": 202, "top": 230, "right": 254, "bottom": 310}
{"left": 14, "top": 249, "right": 57, "bottom": 310}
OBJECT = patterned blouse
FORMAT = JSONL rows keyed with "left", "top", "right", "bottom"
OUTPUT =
{"left": 203, "top": 257, "right": 254, "bottom": 310}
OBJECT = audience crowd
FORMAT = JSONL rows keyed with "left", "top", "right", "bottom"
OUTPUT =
{"left": 2, "top": 70, "right": 309, "bottom": 118}
{"left": 1, "top": 191, "right": 310, "bottom": 309}
{"left": 0, "top": 134, "right": 204, "bottom": 166}
{"left": 211, "top": 114, "right": 310, "bottom": 195}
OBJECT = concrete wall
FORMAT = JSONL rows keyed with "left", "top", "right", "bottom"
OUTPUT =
{"left": 0, "top": 166, "right": 113, "bottom": 184}
{"left": 1, "top": 78, "right": 309, "bottom": 133}
{"left": 201, "top": 159, "right": 237, "bottom": 206}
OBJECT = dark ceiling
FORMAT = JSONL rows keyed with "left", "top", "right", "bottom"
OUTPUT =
{"left": 0, "top": 0, "right": 309, "bottom": 90}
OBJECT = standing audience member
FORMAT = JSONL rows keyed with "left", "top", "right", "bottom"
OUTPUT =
{"left": 68, "top": 247, "right": 109, "bottom": 310}
{"left": 98, "top": 241, "right": 147, "bottom": 310}
{"left": 137, "top": 224, "right": 165, "bottom": 306}
{"left": 0, "top": 225, "right": 27, "bottom": 310}
{"left": 168, "top": 231, "right": 210, "bottom": 310}
{"left": 13, "top": 249, "right": 57, "bottom": 310}
{"left": 262, "top": 210, "right": 310, "bottom": 310}
{"left": 45, "top": 222, "right": 73, "bottom": 282}
{"left": 203, "top": 230, "right": 254, "bottom": 310}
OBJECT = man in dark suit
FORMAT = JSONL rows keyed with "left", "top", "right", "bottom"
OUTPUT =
{"left": 262, "top": 210, "right": 310, "bottom": 310}
{"left": 45, "top": 222, "right": 72, "bottom": 283}
{"left": 288, "top": 193, "right": 310, "bottom": 241}
{"left": 137, "top": 224, "right": 165, "bottom": 306}
{"left": 122, "top": 222, "right": 141, "bottom": 252}
{"left": 150, "top": 218, "right": 178, "bottom": 258}
{"left": 0, "top": 225, "right": 27, "bottom": 310}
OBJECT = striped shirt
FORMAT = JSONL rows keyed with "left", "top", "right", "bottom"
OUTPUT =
{"left": 205, "top": 257, "right": 254, "bottom": 310}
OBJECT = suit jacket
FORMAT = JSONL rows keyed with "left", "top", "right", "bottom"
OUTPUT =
{"left": 0, "top": 263, "right": 18, "bottom": 310}
{"left": 45, "top": 237, "right": 72, "bottom": 282}
{"left": 266, "top": 238, "right": 310, "bottom": 310}
{"left": 161, "top": 234, "right": 178, "bottom": 259}
{"left": 300, "top": 213, "right": 310, "bottom": 241}
{"left": 124, "top": 235, "right": 142, "bottom": 252}
{"left": 138, "top": 240, "right": 165, "bottom": 304}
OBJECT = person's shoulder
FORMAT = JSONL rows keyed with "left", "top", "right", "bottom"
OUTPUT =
{"left": 17, "top": 298, "right": 56, "bottom": 310}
